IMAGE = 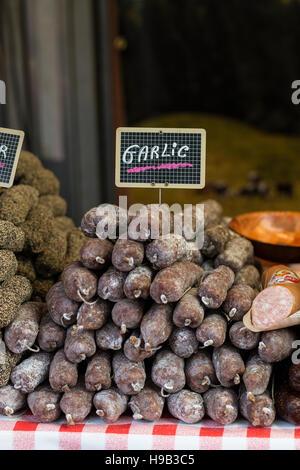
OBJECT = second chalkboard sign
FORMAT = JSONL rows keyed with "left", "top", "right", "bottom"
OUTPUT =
{"left": 115, "top": 127, "right": 206, "bottom": 189}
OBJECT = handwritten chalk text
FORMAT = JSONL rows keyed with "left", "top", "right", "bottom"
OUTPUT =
{"left": 126, "top": 162, "right": 193, "bottom": 173}
{"left": 122, "top": 143, "right": 190, "bottom": 165}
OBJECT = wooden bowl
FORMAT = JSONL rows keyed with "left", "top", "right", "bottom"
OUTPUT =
{"left": 229, "top": 211, "right": 300, "bottom": 263}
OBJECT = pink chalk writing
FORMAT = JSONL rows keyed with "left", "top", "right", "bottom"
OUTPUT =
{"left": 127, "top": 162, "right": 193, "bottom": 173}
{"left": 0, "top": 164, "right": 5, "bottom": 168}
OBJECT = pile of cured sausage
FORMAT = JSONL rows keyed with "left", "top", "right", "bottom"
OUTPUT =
{"left": 0, "top": 200, "right": 299, "bottom": 427}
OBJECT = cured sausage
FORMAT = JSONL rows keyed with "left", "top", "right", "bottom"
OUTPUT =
{"left": 11, "top": 352, "right": 51, "bottom": 393}
{"left": 169, "top": 327, "right": 198, "bottom": 358}
{"left": 129, "top": 384, "right": 165, "bottom": 421}
{"left": 75, "top": 299, "right": 110, "bottom": 331}
{"left": 98, "top": 267, "right": 127, "bottom": 303}
{"left": 196, "top": 313, "right": 227, "bottom": 348}
{"left": 214, "top": 237, "right": 254, "bottom": 272}
{"left": 223, "top": 284, "right": 256, "bottom": 322}
{"left": 146, "top": 234, "right": 188, "bottom": 269}
{"left": 28, "top": 386, "right": 61, "bottom": 423}
{"left": 64, "top": 328, "right": 96, "bottom": 363}
{"left": 173, "top": 288, "right": 205, "bottom": 328}
{"left": 111, "top": 299, "right": 144, "bottom": 334}
{"left": 60, "top": 383, "right": 93, "bottom": 425}
{"left": 37, "top": 313, "right": 66, "bottom": 352}
{"left": 150, "top": 262, "right": 203, "bottom": 304}
{"left": 198, "top": 265, "right": 234, "bottom": 309}
{"left": 80, "top": 239, "right": 113, "bottom": 270}
{"left": 0, "top": 384, "right": 26, "bottom": 416}
{"left": 234, "top": 265, "right": 261, "bottom": 289}
{"left": 258, "top": 328, "right": 296, "bottom": 363}
{"left": 239, "top": 390, "right": 275, "bottom": 427}
{"left": 4, "top": 302, "right": 45, "bottom": 354}
{"left": 112, "top": 352, "right": 146, "bottom": 395}
{"left": 46, "top": 282, "right": 79, "bottom": 327}
{"left": 93, "top": 388, "right": 128, "bottom": 423}
{"left": 123, "top": 330, "right": 154, "bottom": 362}
{"left": 185, "top": 351, "right": 217, "bottom": 393}
{"left": 229, "top": 322, "right": 260, "bottom": 350}
{"left": 95, "top": 322, "right": 124, "bottom": 351}
{"left": 123, "top": 265, "right": 153, "bottom": 300}
{"left": 151, "top": 349, "right": 185, "bottom": 395}
{"left": 275, "top": 382, "right": 300, "bottom": 424}
{"left": 167, "top": 389, "right": 205, "bottom": 424}
{"left": 61, "top": 261, "right": 98, "bottom": 303}
{"left": 85, "top": 352, "right": 111, "bottom": 392}
{"left": 203, "top": 387, "right": 238, "bottom": 425}
{"left": 289, "top": 363, "right": 300, "bottom": 392}
{"left": 250, "top": 266, "right": 300, "bottom": 330}
{"left": 140, "top": 303, "right": 173, "bottom": 352}
{"left": 49, "top": 349, "right": 78, "bottom": 392}
{"left": 242, "top": 354, "right": 272, "bottom": 400}
{"left": 212, "top": 344, "right": 245, "bottom": 387}
{"left": 201, "top": 223, "right": 230, "bottom": 258}
{"left": 112, "top": 239, "right": 144, "bottom": 272}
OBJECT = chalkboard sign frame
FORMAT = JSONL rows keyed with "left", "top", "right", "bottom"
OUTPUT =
{"left": 115, "top": 127, "right": 206, "bottom": 189}
{"left": 0, "top": 128, "right": 25, "bottom": 188}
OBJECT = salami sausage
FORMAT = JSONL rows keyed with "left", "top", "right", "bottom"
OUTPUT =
{"left": 167, "top": 389, "right": 205, "bottom": 424}
{"left": 112, "top": 352, "right": 146, "bottom": 395}
{"left": 169, "top": 327, "right": 198, "bottom": 358}
{"left": 146, "top": 234, "right": 188, "bottom": 269}
{"left": 75, "top": 299, "right": 110, "bottom": 331}
{"left": 275, "top": 382, "right": 300, "bottom": 424}
{"left": 201, "top": 223, "right": 230, "bottom": 258}
{"left": 173, "top": 288, "right": 205, "bottom": 328}
{"left": 95, "top": 322, "right": 124, "bottom": 351}
{"left": 64, "top": 328, "right": 96, "bottom": 363}
{"left": 124, "top": 265, "right": 153, "bottom": 300}
{"left": 61, "top": 261, "right": 98, "bottom": 303}
{"left": 213, "top": 344, "right": 245, "bottom": 387}
{"left": 80, "top": 239, "right": 113, "bottom": 270}
{"left": 0, "top": 384, "right": 26, "bottom": 416}
{"left": 242, "top": 354, "right": 272, "bottom": 400}
{"left": 234, "top": 265, "right": 261, "bottom": 289}
{"left": 214, "top": 237, "right": 254, "bottom": 272}
{"left": 28, "top": 386, "right": 61, "bottom": 423}
{"left": 4, "top": 302, "right": 45, "bottom": 354}
{"left": 85, "top": 352, "right": 111, "bottom": 392}
{"left": 150, "top": 262, "right": 203, "bottom": 304}
{"left": 98, "top": 267, "right": 127, "bottom": 303}
{"left": 289, "top": 363, "right": 300, "bottom": 392}
{"left": 129, "top": 384, "right": 165, "bottom": 421}
{"left": 140, "top": 303, "right": 173, "bottom": 352}
{"left": 60, "top": 382, "right": 93, "bottom": 425}
{"left": 258, "top": 328, "right": 296, "bottom": 363}
{"left": 203, "top": 387, "right": 238, "bottom": 425}
{"left": 37, "top": 313, "right": 66, "bottom": 352}
{"left": 239, "top": 390, "right": 275, "bottom": 427}
{"left": 250, "top": 266, "right": 300, "bottom": 330}
{"left": 111, "top": 299, "right": 144, "bottom": 334}
{"left": 198, "top": 265, "right": 234, "bottom": 309}
{"left": 151, "top": 349, "right": 185, "bottom": 395}
{"left": 185, "top": 351, "right": 217, "bottom": 393}
{"left": 123, "top": 330, "right": 153, "bottom": 362}
{"left": 11, "top": 352, "right": 51, "bottom": 393}
{"left": 196, "top": 313, "right": 227, "bottom": 348}
{"left": 229, "top": 322, "right": 260, "bottom": 350}
{"left": 112, "top": 239, "right": 144, "bottom": 273}
{"left": 93, "top": 388, "right": 128, "bottom": 423}
{"left": 49, "top": 349, "right": 78, "bottom": 392}
{"left": 128, "top": 204, "right": 173, "bottom": 242}
{"left": 223, "top": 284, "right": 256, "bottom": 322}
{"left": 46, "top": 282, "right": 79, "bottom": 327}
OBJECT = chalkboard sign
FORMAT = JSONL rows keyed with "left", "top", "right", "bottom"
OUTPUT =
{"left": 0, "top": 128, "right": 25, "bottom": 188}
{"left": 115, "top": 127, "right": 206, "bottom": 188}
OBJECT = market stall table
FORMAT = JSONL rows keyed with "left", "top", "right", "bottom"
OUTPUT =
{"left": 0, "top": 412, "right": 299, "bottom": 450}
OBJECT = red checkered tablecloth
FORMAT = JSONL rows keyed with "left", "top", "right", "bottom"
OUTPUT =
{"left": 0, "top": 413, "right": 299, "bottom": 450}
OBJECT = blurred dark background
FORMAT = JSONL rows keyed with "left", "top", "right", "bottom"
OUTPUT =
{"left": 0, "top": 0, "right": 300, "bottom": 223}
